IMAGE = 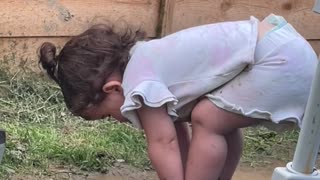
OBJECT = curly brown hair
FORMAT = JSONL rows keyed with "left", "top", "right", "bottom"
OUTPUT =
{"left": 39, "top": 24, "right": 145, "bottom": 115}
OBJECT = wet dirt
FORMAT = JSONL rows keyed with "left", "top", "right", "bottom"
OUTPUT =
{"left": 85, "top": 166, "right": 274, "bottom": 180}
{"left": 9, "top": 162, "right": 280, "bottom": 180}
{"left": 233, "top": 166, "right": 274, "bottom": 180}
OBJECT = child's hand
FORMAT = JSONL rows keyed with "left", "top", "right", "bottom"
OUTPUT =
{"left": 138, "top": 105, "right": 184, "bottom": 180}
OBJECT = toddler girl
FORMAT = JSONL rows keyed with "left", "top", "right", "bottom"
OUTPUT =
{"left": 39, "top": 14, "right": 318, "bottom": 180}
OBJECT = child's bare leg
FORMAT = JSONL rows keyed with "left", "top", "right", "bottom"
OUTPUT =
{"left": 219, "top": 129, "right": 243, "bottom": 180}
{"left": 175, "top": 122, "right": 191, "bottom": 173}
{"left": 186, "top": 121, "right": 227, "bottom": 180}
{"left": 185, "top": 99, "right": 257, "bottom": 180}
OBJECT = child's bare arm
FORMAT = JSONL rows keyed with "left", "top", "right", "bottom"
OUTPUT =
{"left": 138, "top": 105, "right": 184, "bottom": 180}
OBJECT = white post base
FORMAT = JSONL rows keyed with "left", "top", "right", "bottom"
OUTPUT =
{"left": 272, "top": 163, "right": 320, "bottom": 180}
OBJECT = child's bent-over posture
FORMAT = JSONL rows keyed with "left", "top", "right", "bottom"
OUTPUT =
{"left": 39, "top": 14, "right": 318, "bottom": 180}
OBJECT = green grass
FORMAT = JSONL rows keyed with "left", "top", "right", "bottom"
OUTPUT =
{"left": 0, "top": 69, "right": 300, "bottom": 178}
{"left": 242, "top": 127, "right": 299, "bottom": 166}
{"left": 0, "top": 70, "right": 149, "bottom": 178}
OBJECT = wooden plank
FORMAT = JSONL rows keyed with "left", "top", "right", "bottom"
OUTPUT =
{"left": 309, "top": 40, "right": 320, "bottom": 56}
{"left": 0, "top": 37, "right": 69, "bottom": 73}
{"left": 162, "top": 0, "right": 320, "bottom": 40}
{"left": 0, "top": 0, "right": 160, "bottom": 37}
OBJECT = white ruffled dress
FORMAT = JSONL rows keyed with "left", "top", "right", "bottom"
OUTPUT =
{"left": 120, "top": 15, "right": 318, "bottom": 129}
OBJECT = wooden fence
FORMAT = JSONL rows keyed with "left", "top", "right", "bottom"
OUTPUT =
{"left": 0, "top": 0, "right": 319, "bottom": 73}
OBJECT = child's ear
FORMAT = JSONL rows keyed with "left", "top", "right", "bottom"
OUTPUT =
{"left": 102, "top": 81, "right": 123, "bottom": 94}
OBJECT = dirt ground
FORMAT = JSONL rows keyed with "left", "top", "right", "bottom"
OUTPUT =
{"left": 8, "top": 162, "right": 280, "bottom": 180}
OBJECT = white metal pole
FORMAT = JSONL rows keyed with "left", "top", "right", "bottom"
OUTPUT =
{"left": 291, "top": 59, "right": 320, "bottom": 174}
{"left": 271, "top": 1, "right": 320, "bottom": 179}
{"left": 291, "top": 0, "right": 320, "bottom": 174}
{"left": 272, "top": 51, "right": 320, "bottom": 180}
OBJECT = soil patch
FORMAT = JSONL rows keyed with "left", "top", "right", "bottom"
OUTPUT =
{"left": 9, "top": 162, "right": 285, "bottom": 180}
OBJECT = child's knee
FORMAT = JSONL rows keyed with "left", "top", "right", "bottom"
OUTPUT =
{"left": 191, "top": 99, "right": 229, "bottom": 134}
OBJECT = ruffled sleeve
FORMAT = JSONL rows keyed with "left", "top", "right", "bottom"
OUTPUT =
{"left": 120, "top": 80, "right": 178, "bottom": 129}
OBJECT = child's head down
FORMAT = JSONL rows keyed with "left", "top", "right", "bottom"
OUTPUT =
{"left": 39, "top": 24, "right": 145, "bottom": 118}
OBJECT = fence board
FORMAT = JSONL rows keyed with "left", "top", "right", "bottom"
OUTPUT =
{"left": 1, "top": 0, "right": 319, "bottom": 73}
{"left": 0, "top": 0, "right": 160, "bottom": 37}
{"left": 309, "top": 40, "right": 320, "bottom": 55}
{"left": 0, "top": 37, "right": 69, "bottom": 73}
{"left": 0, "top": 0, "right": 160, "bottom": 73}
{"left": 162, "top": 0, "right": 320, "bottom": 40}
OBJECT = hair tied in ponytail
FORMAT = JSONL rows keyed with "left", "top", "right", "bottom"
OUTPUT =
{"left": 39, "top": 42, "right": 60, "bottom": 84}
